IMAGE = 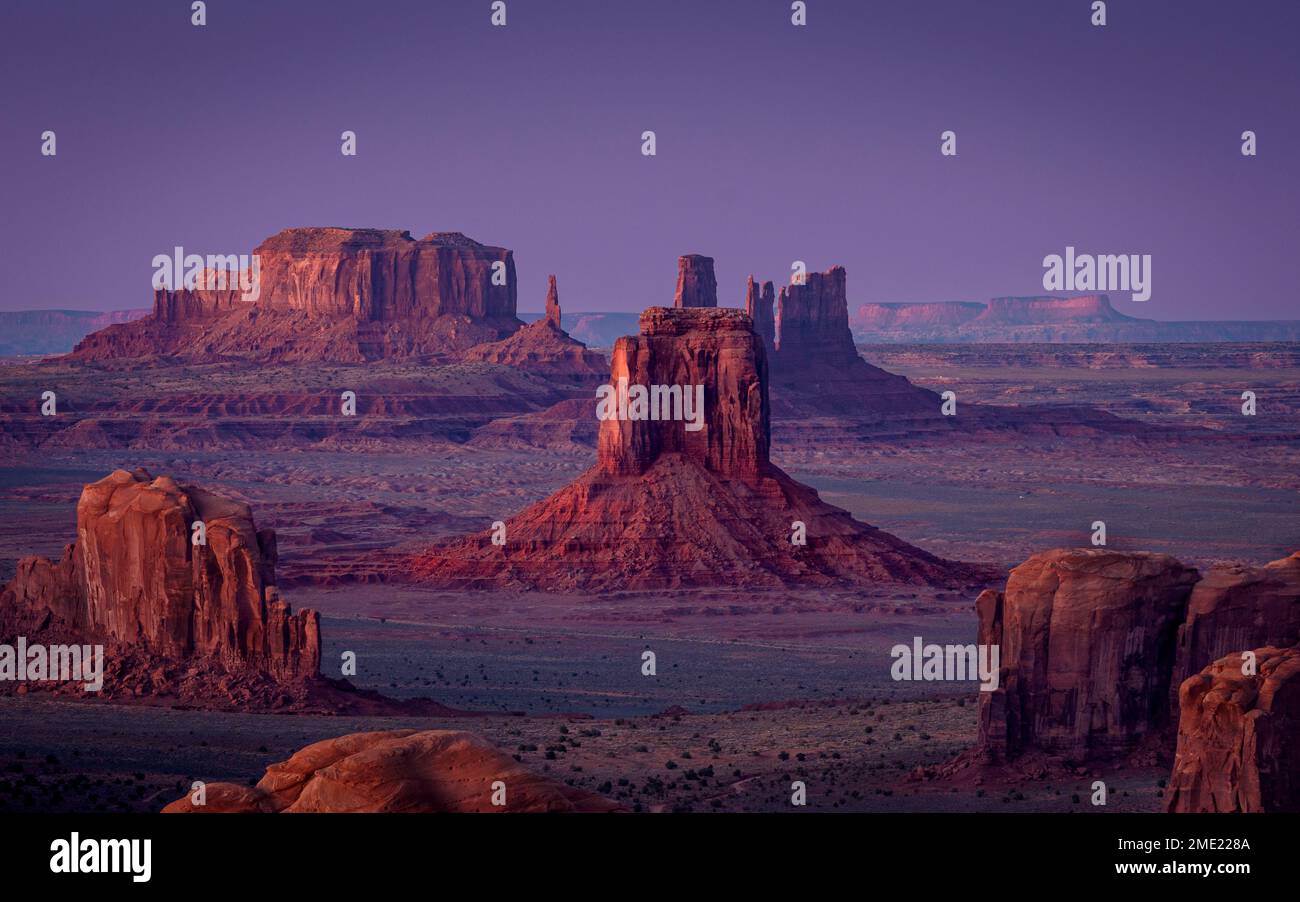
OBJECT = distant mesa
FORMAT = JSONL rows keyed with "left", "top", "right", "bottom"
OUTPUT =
{"left": 850, "top": 294, "right": 1300, "bottom": 343}
{"left": 0, "top": 467, "right": 458, "bottom": 715}
{"left": 410, "top": 278, "right": 990, "bottom": 591}
{"left": 66, "top": 227, "right": 604, "bottom": 375}
{"left": 162, "top": 729, "right": 621, "bottom": 813}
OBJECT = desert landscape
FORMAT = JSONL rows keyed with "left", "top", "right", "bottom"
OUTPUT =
{"left": 1, "top": 226, "right": 1297, "bottom": 818}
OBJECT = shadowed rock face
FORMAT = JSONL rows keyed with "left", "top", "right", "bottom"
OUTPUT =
{"left": 1171, "top": 553, "right": 1300, "bottom": 706}
{"left": 977, "top": 549, "right": 1199, "bottom": 762}
{"left": 162, "top": 729, "right": 621, "bottom": 813}
{"left": 1167, "top": 646, "right": 1300, "bottom": 813}
{"left": 1, "top": 468, "right": 319, "bottom": 680}
{"left": 411, "top": 299, "right": 984, "bottom": 591}
{"left": 673, "top": 254, "right": 718, "bottom": 308}
{"left": 745, "top": 276, "right": 776, "bottom": 354}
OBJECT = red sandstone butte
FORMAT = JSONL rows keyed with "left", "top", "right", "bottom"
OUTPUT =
{"left": 1170, "top": 552, "right": 1300, "bottom": 707}
{"left": 162, "top": 729, "right": 621, "bottom": 813}
{"left": 1166, "top": 646, "right": 1300, "bottom": 813}
{"left": 1, "top": 468, "right": 318, "bottom": 679}
{"left": 68, "top": 228, "right": 564, "bottom": 365}
{"left": 743, "top": 265, "right": 939, "bottom": 416}
{"left": 976, "top": 549, "right": 1199, "bottom": 762}
{"left": 673, "top": 254, "right": 718, "bottom": 308}
{"left": 411, "top": 305, "right": 983, "bottom": 591}
{"left": 463, "top": 275, "right": 608, "bottom": 376}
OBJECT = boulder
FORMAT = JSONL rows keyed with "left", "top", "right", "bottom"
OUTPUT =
{"left": 163, "top": 729, "right": 621, "bottom": 813}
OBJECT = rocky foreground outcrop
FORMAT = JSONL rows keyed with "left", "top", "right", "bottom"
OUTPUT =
{"left": 0, "top": 468, "right": 456, "bottom": 714}
{"left": 67, "top": 228, "right": 600, "bottom": 373}
{"left": 1166, "top": 646, "right": 1300, "bottom": 813}
{"left": 411, "top": 297, "right": 988, "bottom": 591}
{"left": 969, "top": 547, "right": 1300, "bottom": 810}
{"left": 1171, "top": 552, "right": 1300, "bottom": 702}
{"left": 976, "top": 549, "right": 1199, "bottom": 762}
{"left": 163, "top": 729, "right": 620, "bottom": 813}
{"left": 3, "top": 468, "right": 319, "bottom": 680}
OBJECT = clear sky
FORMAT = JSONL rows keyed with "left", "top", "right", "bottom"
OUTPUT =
{"left": 2, "top": 0, "right": 1296, "bottom": 319}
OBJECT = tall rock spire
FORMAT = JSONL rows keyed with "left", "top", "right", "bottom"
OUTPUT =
{"left": 545, "top": 274, "right": 562, "bottom": 329}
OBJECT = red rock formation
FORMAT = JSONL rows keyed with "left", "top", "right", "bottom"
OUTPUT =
{"left": 411, "top": 304, "right": 985, "bottom": 591}
{"left": 974, "top": 294, "right": 1132, "bottom": 326}
{"left": 462, "top": 275, "right": 607, "bottom": 376}
{"left": 1166, "top": 646, "right": 1300, "bottom": 812}
{"left": 977, "top": 549, "right": 1199, "bottom": 762}
{"left": 1171, "top": 553, "right": 1300, "bottom": 706}
{"left": 71, "top": 228, "right": 523, "bottom": 363}
{"left": 545, "top": 274, "right": 562, "bottom": 328}
{"left": 2, "top": 468, "right": 319, "bottom": 680}
{"left": 162, "top": 729, "right": 621, "bottom": 813}
{"left": 765, "top": 266, "right": 939, "bottom": 416}
{"left": 745, "top": 276, "right": 776, "bottom": 353}
{"left": 673, "top": 254, "right": 717, "bottom": 308}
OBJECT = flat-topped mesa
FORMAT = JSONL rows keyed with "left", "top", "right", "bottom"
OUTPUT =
{"left": 776, "top": 265, "right": 858, "bottom": 364}
{"left": 975, "top": 294, "right": 1132, "bottom": 325}
{"left": 673, "top": 254, "right": 718, "bottom": 308}
{"left": 745, "top": 276, "right": 777, "bottom": 353}
{"left": 0, "top": 468, "right": 319, "bottom": 681}
{"left": 597, "top": 307, "right": 769, "bottom": 479}
{"left": 252, "top": 228, "right": 517, "bottom": 321}
{"left": 544, "top": 274, "right": 562, "bottom": 328}
{"left": 69, "top": 227, "right": 523, "bottom": 362}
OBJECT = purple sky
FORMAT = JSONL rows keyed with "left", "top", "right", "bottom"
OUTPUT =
{"left": 2, "top": 0, "right": 1297, "bottom": 319}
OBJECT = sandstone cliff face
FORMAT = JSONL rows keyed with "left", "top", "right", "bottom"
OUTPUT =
{"left": 412, "top": 296, "right": 983, "bottom": 591}
{"left": 163, "top": 729, "right": 621, "bottom": 813}
{"left": 1, "top": 468, "right": 319, "bottom": 681}
{"left": 70, "top": 228, "right": 524, "bottom": 363}
{"left": 1166, "top": 646, "right": 1300, "bottom": 813}
{"left": 1171, "top": 553, "right": 1300, "bottom": 705}
{"left": 745, "top": 276, "right": 776, "bottom": 353}
{"left": 545, "top": 274, "right": 562, "bottom": 328}
{"left": 977, "top": 549, "right": 1199, "bottom": 762}
{"left": 673, "top": 255, "right": 718, "bottom": 308}
{"left": 597, "top": 307, "right": 768, "bottom": 479}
